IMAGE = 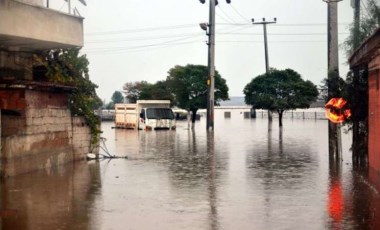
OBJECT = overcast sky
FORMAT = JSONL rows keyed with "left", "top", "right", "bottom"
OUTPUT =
{"left": 54, "top": 0, "right": 356, "bottom": 102}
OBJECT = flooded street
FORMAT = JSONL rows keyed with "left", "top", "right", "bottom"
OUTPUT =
{"left": 1, "top": 109, "right": 380, "bottom": 230}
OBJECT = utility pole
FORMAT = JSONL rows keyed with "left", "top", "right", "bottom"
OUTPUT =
{"left": 252, "top": 17, "right": 277, "bottom": 121}
{"left": 199, "top": 0, "right": 231, "bottom": 131}
{"left": 353, "top": 0, "right": 361, "bottom": 48}
{"left": 324, "top": 0, "right": 342, "bottom": 159}
{"left": 68, "top": 0, "right": 71, "bottom": 14}
{"left": 252, "top": 18, "right": 277, "bottom": 73}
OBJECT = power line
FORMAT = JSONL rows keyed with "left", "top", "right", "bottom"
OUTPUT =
{"left": 85, "top": 35, "right": 203, "bottom": 51}
{"left": 84, "top": 22, "right": 351, "bottom": 37}
{"left": 85, "top": 24, "right": 197, "bottom": 36}
{"left": 229, "top": 4, "right": 251, "bottom": 23}
{"left": 361, "top": 0, "right": 371, "bottom": 18}
{"left": 217, "top": 40, "right": 345, "bottom": 43}
{"left": 85, "top": 25, "right": 252, "bottom": 47}
{"left": 83, "top": 40, "right": 201, "bottom": 55}
{"left": 84, "top": 38, "right": 345, "bottom": 55}
{"left": 215, "top": 11, "right": 234, "bottom": 23}
{"left": 85, "top": 31, "right": 350, "bottom": 45}
{"left": 219, "top": 32, "right": 349, "bottom": 36}
{"left": 217, "top": 22, "right": 351, "bottom": 26}
{"left": 85, "top": 33, "right": 203, "bottom": 44}
{"left": 217, "top": 5, "right": 237, "bottom": 23}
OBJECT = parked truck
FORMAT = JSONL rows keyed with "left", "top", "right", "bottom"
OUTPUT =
{"left": 115, "top": 100, "right": 176, "bottom": 130}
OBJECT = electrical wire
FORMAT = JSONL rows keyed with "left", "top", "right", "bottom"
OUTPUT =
{"left": 85, "top": 30, "right": 348, "bottom": 44}
{"left": 82, "top": 21, "right": 350, "bottom": 55}
{"left": 217, "top": 40, "right": 345, "bottom": 43}
{"left": 83, "top": 40, "right": 200, "bottom": 55}
{"left": 217, "top": 5, "right": 238, "bottom": 24}
{"left": 85, "top": 24, "right": 197, "bottom": 36}
{"left": 229, "top": 4, "right": 251, "bottom": 23}
{"left": 84, "top": 32, "right": 205, "bottom": 52}
{"left": 219, "top": 32, "right": 349, "bottom": 36}
{"left": 217, "top": 22, "right": 351, "bottom": 26}
{"left": 215, "top": 11, "right": 234, "bottom": 24}
{"left": 361, "top": 0, "right": 372, "bottom": 19}
{"left": 85, "top": 33, "right": 203, "bottom": 44}
{"left": 85, "top": 22, "right": 350, "bottom": 38}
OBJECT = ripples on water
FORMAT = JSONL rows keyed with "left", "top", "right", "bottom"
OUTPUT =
{"left": 1, "top": 109, "right": 380, "bottom": 230}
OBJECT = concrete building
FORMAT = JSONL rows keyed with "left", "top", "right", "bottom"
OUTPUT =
{"left": 0, "top": 0, "right": 96, "bottom": 177}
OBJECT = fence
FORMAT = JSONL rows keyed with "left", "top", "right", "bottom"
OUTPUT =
{"left": 253, "top": 110, "right": 326, "bottom": 120}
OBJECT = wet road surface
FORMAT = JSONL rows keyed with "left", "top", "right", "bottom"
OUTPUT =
{"left": 1, "top": 109, "right": 380, "bottom": 230}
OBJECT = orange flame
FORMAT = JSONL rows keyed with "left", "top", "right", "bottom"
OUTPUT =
{"left": 325, "top": 98, "right": 351, "bottom": 123}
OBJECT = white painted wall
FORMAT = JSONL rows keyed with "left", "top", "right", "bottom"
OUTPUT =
{"left": 17, "top": 0, "right": 43, "bottom": 6}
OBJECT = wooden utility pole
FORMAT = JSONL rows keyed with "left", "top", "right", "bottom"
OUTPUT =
{"left": 251, "top": 18, "right": 277, "bottom": 74}
{"left": 324, "top": 0, "right": 342, "bottom": 159}
{"left": 252, "top": 18, "right": 277, "bottom": 121}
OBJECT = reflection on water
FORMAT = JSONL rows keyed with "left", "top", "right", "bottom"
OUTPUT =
{"left": 0, "top": 161, "right": 101, "bottom": 230}
{"left": 327, "top": 160, "right": 344, "bottom": 229}
{"left": 1, "top": 109, "right": 380, "bottom": 229}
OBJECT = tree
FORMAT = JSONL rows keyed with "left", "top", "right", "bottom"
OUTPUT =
{"left": 243, "top": 68, "right": 318, "bottom": 127}
{"left": 320, "top": 70, "right": 347, "bottom": 102}
{"left": 139, "top": 80, "right": 176, "bottom": 104}
{"left": 121, "top": 80, "right": 175, "bottom": 105}
{"left": 122, "top": 81, "right": 151, "bottom": 103}
{"left": 166, "top": 64, "right": 229, "bottom": 123}
{"left": 344, "top": 0, "right": 380, "bottom": 54}
{"left": 105, "top": 91, "right": 124, "bottom": 110}
{"left": 111, "top": 91, "right": 124, "bottom": 104}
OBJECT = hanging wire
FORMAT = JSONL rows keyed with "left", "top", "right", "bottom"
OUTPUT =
{"left": 229, "top": 4, "right": 251, "bottom": 23}
{"left": 217, "top": 5, "right": 237, "bottom": 24}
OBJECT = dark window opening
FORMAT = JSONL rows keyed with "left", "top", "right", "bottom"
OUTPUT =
{"left": 146, "top": 108, "right": 174, "bottom": 119}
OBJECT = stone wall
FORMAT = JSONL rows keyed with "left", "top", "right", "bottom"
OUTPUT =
{"left": 0, "top": 88, "right": 94, "bottom": 177}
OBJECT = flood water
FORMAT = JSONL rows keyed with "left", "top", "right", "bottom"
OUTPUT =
{"left": 1, "top": 109, "right": 380, "bottom": 230}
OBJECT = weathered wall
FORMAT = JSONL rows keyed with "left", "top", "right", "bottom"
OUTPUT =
{"left": 0, "top": 51, "right": 33, "bottom": 81}
{"left": 0, "top": 89, "right": 93, "bottom": 177}
{"left": 368, "top": 53, "right": 380, "bottom": 172}
{"left": 17, "top": 0, "right": 44, "bottom": 6}
{"left": 72, "top": 116, "right": 92, "bottom": 161}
